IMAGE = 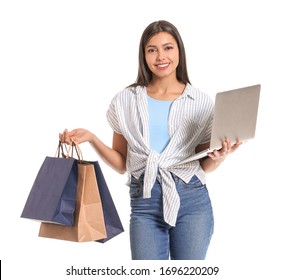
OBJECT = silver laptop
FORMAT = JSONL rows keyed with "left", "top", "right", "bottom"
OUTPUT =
{"left": 177, "top": 84, "right": 261, "bottom": 164}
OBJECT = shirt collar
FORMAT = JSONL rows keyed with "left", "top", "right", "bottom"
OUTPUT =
{"left": 178, "top": 83, "right": 196, "bottom": 100}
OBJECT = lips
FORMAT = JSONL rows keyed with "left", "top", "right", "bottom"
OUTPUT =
{"left": 155, "top": 63, "right": 170, "bottom": 70}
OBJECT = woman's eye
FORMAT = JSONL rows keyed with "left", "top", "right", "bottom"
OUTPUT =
{"left": 165, "top": 46, "right": 173, "bottom": 51}
{"left": 147, "top": 48, "right": 156, "bottom": 53}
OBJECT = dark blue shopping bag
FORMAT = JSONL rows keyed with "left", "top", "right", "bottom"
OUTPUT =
{"left": 93, "top": 161, "right": 124, "bottom": 243}
{"left": 21, "top": 156, "right": 78, "bottom": 226}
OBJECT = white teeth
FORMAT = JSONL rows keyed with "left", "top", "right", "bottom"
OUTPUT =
{"left": 157, "top": 63, "right": 169, "bottom": 67}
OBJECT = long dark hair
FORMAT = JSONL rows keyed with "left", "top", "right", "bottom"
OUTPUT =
{"left": 129, "top": 20, "right": 191, "bottom": 87}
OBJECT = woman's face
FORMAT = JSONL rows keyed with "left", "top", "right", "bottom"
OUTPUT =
{"left": 145, "top": 32, "right": 179, "bottom": 80}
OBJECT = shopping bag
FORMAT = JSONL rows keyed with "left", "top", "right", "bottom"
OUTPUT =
{"left": 21, "top": 143, "right": 78, "bottom": 226}
{"left": 39, "top": 161, "right": 107, "bottom": 242}
{"left": 93, "top": 161, "right": 124, "bottom": 243}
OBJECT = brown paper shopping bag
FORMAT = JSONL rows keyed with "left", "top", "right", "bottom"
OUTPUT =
{"left": 39, "top": 162, "right": 107, "bottom": 242}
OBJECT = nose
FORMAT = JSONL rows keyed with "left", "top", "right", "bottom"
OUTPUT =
{"left": 156, "top": 50, "right": 165, "bottom": 61}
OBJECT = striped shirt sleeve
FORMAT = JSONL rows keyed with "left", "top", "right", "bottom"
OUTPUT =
{"left": 199, "top": 96, "right": 214, "bottom": 144}
{"left": 106, "top": 96, "right": 122, "bottom": 134}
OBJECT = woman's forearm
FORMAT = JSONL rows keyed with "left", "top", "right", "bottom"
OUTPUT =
{"left": 89, "top": 133, "right": 127, "bottom": 174}
{"left": 61, "top": 129, "right": 127, "bottom": 174}
{"left": 200, "top": 156, "right": 225, "bottom": 173}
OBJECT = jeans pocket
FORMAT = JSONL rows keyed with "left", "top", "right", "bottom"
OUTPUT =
{"left": 179, "top": 175, "right": 205, "bottom": 190}
{"left": 129, "top": 177, "right": 143, "bottom": 198}
{"left": 190, "top": 175, "right": 204, "bottom": 186}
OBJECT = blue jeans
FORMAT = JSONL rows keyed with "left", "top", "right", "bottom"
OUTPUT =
{"left": 129, "top": 174, "right": 214, "bottom": 260}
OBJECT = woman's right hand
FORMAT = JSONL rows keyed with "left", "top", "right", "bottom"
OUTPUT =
{"left": 59, "top": 128, "right": 94, "bottom": 145}
{"left": 60, "top": 129, "right": 127, "bottom": 174}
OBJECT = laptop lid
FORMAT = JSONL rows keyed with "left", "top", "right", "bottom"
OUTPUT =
{"left": 209, "top": 84, "right": 261, "bottom": 150}
{"left": 172, "top": 84, "right": 261, "bottom": 166}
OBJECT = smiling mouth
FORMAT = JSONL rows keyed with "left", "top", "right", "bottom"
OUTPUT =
{"left": 155, "top": 63, "right": 170, "bottom": 69}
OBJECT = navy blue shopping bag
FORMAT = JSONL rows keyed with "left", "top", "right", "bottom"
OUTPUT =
{"left": 93, "top": 161, "right": 124, "bottom": 243}
{"left": 21, "top": 151, "right": 78, "bottom": 226}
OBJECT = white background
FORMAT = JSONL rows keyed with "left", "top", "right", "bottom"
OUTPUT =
{"left": 1, "top": 0, "right": 284, "bottom": 279}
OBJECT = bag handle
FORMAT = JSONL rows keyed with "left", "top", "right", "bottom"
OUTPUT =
{"left": 56, "top": 140, "right": 83, "bottom": 161}
{"left": 70, "top": 141, "right": 83, "bottom": 161}
{"left": 56, "top": 140, "right": 68, "bottom": 158}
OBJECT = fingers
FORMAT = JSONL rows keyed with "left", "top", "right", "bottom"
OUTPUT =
{"left": 216, "top": 139, "right": 230, "bottom": 156}
{"left": 220, "top": 139, "right": 242, "bottom": 154}
{"left": 208, "top": 150, "right": 226, "bottom": 161}
{"left": 231, "top": 140, "right": 243, "bottom": 152}
{"left": 208, "top": 139, "right": 242, "bottom": 161}
{"left": 59, "top": 129, "right": 72, "bottom": 145}
{"left": 59, "top": 128, "right": 87, "bottom": 145}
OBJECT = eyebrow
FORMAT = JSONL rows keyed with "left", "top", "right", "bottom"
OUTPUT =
{"left": 146, "top": 42, "right": 174, "bottom": 48}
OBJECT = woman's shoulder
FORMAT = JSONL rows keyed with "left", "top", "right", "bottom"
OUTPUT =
{"left": 110, "top": 86, "right": 145, "bottom": 107}
{"left": 185, "top": 83, "right": 209, "bottom": 96}
{"left": 186, "top": 84, "right": 214, "bottom": 107}
{"left": 113, "top": 86, "right": 144, "bottom": 100}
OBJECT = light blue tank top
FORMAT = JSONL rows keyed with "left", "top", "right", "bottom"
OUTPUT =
{"left": 147, "top": 96, "right": 173, "bottom": 153}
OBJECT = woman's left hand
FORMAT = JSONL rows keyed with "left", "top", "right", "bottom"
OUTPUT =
{"left": 207, "top": 139, "right": 242, "bottom": 162}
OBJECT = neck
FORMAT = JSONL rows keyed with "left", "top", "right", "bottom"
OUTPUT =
{"left": 147, "top": 77, "right": 186, "bottom": 100}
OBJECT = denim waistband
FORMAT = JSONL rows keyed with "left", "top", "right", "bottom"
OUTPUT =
{"left": 131, "top": 173, "right": 201, "bottom": 186}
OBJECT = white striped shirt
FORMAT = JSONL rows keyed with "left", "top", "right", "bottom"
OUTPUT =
{"left": 106, "top": 83, "right": 214, "bottom": 226}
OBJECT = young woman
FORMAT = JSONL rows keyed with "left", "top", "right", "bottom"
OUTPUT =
{"left": 60, "top": 20, "right": 241, "bottom": 260}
